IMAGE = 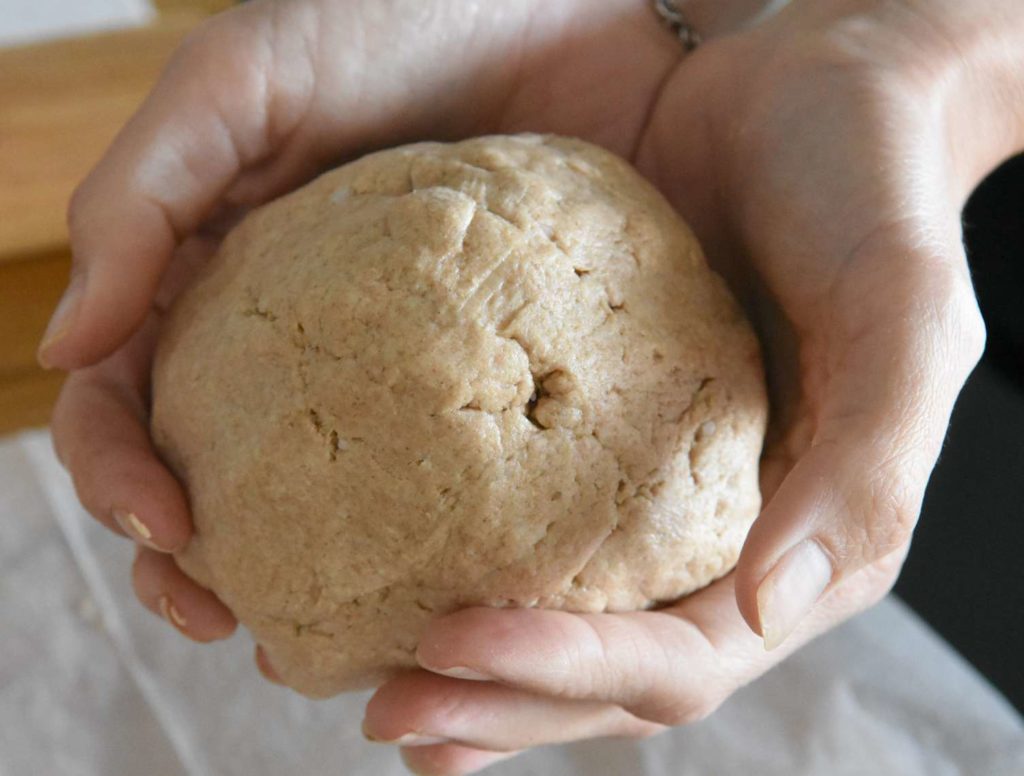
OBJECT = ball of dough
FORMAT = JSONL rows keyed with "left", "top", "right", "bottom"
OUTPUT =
{"left": 152, "top": 134, "right": 767, "bottom": 697}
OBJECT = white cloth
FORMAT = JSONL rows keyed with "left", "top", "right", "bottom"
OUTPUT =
{"left": 1, "top": 429, "right": 1021, "bottom": 776}
{"left": 0, "top": 0, "right": 154, "bottom": 48}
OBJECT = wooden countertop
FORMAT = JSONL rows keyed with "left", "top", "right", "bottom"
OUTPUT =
{"left": 0, "top": 0, "right": 232, "bottom": 434}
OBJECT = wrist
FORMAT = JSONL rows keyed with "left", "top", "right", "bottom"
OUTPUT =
{"left": 920, "top": 0, "right": 1024, "bottom": 201}
{"left": 777, "top": 0, "right": 1024, "bottom": 203}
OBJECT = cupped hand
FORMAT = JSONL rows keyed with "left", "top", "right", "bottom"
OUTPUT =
{"left": 42, "top": 0, "right": 1024, "bottom": 772}
{"left": 46, "top": 0, "right": 680, "bottom": 640}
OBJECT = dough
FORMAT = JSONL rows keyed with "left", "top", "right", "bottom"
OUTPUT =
{"left": 152, "top": 134, "right": 767, "bottom": 697}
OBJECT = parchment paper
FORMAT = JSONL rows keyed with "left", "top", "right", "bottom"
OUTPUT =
{"left": 1, "top": 429, "right": 1021, "bottom": 776}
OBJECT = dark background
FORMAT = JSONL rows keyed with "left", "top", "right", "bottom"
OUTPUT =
{"left": 894, "top": 154, "right": 1024, "bottom": 714}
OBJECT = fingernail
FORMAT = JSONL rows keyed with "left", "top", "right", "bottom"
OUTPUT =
{"left": 426, "top": 665, "right": 490, "bottom": 681}
{"left": 37, "top": 273, "right": 85, "bottom": 369}
{"left": 757, "top": 539, "right": 833, "bottom": 651}
{"left": 112, "top": 509, "right": 162, "bottom": 550}
{"left": 362, "top": 720, "right": 448, "bottom": 746}
{"left": 158, "top": 594, "right": 188, "bottom": 633}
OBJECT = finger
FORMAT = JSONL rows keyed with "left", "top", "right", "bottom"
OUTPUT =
{"left": 416, "top": 554, "right": 902, "bottom": 727}
{"left": 734, "top": 224, "right": 986, "bottom": 648}
{"left": 400, "top": 743, "right": 519, "bottom": 776}
{"left": 38, "top": 4, "right": 318, "bottom": 370}
{"left": 254, "top": 645, "right": 285, "bottom": 686}
{"left": 132, "top": 547, "right": 237, "bottom": 642}
{"left": 364, "top": 671, "right": 659, "bottom": 752}
{"left": 51, "top": 316, "right": 191, "bottom": 553}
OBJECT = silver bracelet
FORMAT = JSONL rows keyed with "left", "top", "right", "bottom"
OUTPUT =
{"left": 653, "top": 0, "right": 702, "bottom": 52}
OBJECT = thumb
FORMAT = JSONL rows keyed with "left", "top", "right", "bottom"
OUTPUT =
{"left": 37, "top": 6, "right": 318, "bottom": 370}
{"left": 735, "top": 221, "right": 986, "bottom": 649}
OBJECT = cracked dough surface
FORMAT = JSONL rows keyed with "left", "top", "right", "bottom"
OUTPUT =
{"left": 152, "top": 134, "right": 767, "bottom": 697}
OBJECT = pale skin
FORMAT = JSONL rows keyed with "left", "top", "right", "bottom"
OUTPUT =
{"left": 39, "top": 0, "right": 1024, "bottom": 773}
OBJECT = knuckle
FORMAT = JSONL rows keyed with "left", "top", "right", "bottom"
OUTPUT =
{"left": 628, "top": 690, "right": 719, "bottom": 728}
{"left": 405, "top": 685, "right": 468, "bottom": 731}
{"left": 916, "top": 260, "right": 986, "bottom": 372}
{"left": 653, "top": 699, "right": 717, "bottom": 728}
{"left": 573, "top": 615, "right": 645, "bottom": 700}
{"left": 961, "top": 303, "right": 987, "bottom": 368}
{"left": 858, "top": 469, "right": 920, "bottom": 556}
{"left": 945, "top": 279, "right": 987, "bottom": 371}
{"left": 608, "top": 615, "right": 722, "bottom": 728}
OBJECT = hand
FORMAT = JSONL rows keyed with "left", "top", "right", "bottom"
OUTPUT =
{"left": 41, "top": 0, "right": 1023, "bottom": 773}
{"left": 366, "top": 2, "right": 1024, "bottom": 773}
{"left": 44, "top": 0, "right": 681, "bottom": 640}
